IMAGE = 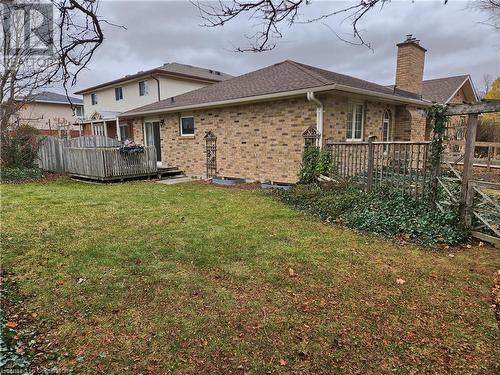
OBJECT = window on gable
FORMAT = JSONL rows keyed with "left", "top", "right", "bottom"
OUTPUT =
{"left": 346, "top": 103, "right": 364, "bottom": 141}
{"left": 115, "top": 87, "right": 123, "bottom": 101}
{"left": 91, "top": 93, "right": 98, "bottom": 105}
{"left": 180, "top": 116, "right": 194, "bottom": 136}
{"left": 139, "top": 80, "right": 149, "bottom": 96}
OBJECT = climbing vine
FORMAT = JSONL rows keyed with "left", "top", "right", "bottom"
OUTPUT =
{"left": 426, "top": 104, "right": 448, "bottom": 169}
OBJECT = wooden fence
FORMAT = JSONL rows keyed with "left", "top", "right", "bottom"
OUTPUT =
{"left": 325, "top": 140, "right": 432, "bottom": 197}
{"left": 38, "top": 136, "right": 157, "bottom": 180}
{"left": 445, "top": 140, "right": 500, "bottom": 170}
{"left": 38, "top": 136, "right": 66, "bottom": 173}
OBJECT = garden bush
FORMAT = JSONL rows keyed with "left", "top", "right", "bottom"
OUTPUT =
{"left": 272, "top": 183, "right": 468, "bottom": 247}
{"left": 1, "top": 125, "right": 41, "bottom": 169}
{"left": 0, "top": 168, "right": 43, "bottom": 182}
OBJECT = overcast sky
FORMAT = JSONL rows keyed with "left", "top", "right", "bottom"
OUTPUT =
{"left": 72, "top": 0, "right": 499, "bottom": 95}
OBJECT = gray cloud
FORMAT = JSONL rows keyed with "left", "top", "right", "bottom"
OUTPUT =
{"left": 73, "top": 0, "right": 499, "bottom": 94}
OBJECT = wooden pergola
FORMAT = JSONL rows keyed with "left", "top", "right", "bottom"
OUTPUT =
{"left": 444, "top": 100, "right": 500, "bottom": 245}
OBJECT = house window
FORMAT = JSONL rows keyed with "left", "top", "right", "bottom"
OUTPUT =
{"left": 75, "top": 106, "right": 83, "bottom": 117}
{"left": 139, "top": 80, "right": 149, "bottom": 96}
{"left": 346, "top": 103, "right": 364, "bottom": 141}
{"left": 91, "top": 93, "right": 98, "bottom": 105}
{"left": 115, "top": 87, "right": 123, "bottom": 101}
{"left": 382, "top": 110, "right": 391, "bottom": 142}
{"left": 119, "top": 124, "right": 129, "bottom": 140}
{"left": 93, "top": 123, "right": 105, "bottom": 136}
{"left": 180, "top": 116, "right": 194, "bottom": 136}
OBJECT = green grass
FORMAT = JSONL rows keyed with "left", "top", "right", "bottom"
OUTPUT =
{"left": 1, "top": 178, "right": 499, "bottom": 374}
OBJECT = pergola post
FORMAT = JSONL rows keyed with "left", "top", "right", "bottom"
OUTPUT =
{"left": 460, "top": 113, "right": 478, "bottom": 227}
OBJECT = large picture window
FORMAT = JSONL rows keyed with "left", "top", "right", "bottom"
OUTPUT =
{"left": 346, "top": 103, "right": 364, "bottom": 141}
{"left": 180, "top": 116, "right": 195, "bottom": 136}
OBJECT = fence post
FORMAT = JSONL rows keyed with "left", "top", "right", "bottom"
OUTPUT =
{"left": 366, "top": 136, "right": 375, "bottom": 192}
{"left": 460, "top": 113, "right": 478, "bottom": 226}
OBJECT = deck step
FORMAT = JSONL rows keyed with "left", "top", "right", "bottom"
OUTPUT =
{"left": 157, "top": 175, "right": 192, "bottom": 185}
{"left": 158, "top": 167, "right": 184, "bottom": 178}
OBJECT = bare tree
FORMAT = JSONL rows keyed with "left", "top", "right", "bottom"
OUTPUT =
{"left": 471, "top": 0, "right": 500, "bottom": 30}
{"left": 193, "top": 0, "right": 454, "bottom": 52}
{"left": 0, "top": 0, "right": 108, "bottom": 131}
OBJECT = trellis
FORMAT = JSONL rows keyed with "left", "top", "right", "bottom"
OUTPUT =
{"left": 441, "top": 100, "right": 500, "bottom": 246}
{"left": 204, "top": 130, "right": 217, "bottom": 178}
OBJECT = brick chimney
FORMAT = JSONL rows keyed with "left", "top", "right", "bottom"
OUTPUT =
{"left": 395, "top": 34, "right": 427, "bottom": 96}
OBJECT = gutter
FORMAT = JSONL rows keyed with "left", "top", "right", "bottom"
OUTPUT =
{"left": 150, "top": 74, "right": 161, "bottom": 101}
{"left": 120, "top": 84, "right": 430, "bottom": 118}
{"left": 307, "top": 92, "right": 324, "bottom": 148}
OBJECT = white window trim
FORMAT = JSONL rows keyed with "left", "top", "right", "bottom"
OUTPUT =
{"left": 382, "top": 109, "right": 391, "bottom": 142}
{"left": 115, "top": 87, "right": 123, "bottom": 101}
{"left": 346, "top": 101, "right": 364, "bottom": 142}
{"left": 180, "top": 116, "right": 195, "bottom": 137}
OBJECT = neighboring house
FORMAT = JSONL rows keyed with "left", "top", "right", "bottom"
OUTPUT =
{"left": 74, "top": 62, "right": 232, "bottom": 142}
{"left": 119, "top": 35, "right": 478, "bottom": 183}
{"left": 15, "top": 91, "right": 84, "bottom": 137}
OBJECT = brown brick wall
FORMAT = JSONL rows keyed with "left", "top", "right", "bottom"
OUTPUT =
{"left": 320, "top": 93, "right": 397, "bottom": 142}
{"left": 130, "top": 94, "right": 427, "bottom": 182}
{"left": 395, "top": 43, "right": 425, "bottom": 95}
{"left": 159, "top": 97, "right": 315, "bottom": 183}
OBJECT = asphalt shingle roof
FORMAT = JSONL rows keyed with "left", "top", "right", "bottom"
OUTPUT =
{"left": 27, "top": 91, "right": 83, "bottom": 104}
{"left": 422, "top": 75, "right": 469, "bottom": 103}
{"left": 122, "top": 60, "right": 407, "bottom": 116}
{"left": 75, "top": 62, "right": 233, "bottom": 94}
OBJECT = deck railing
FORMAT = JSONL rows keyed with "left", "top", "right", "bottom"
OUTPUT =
{"left": 38, "top": 136, "right": 157, "bottom": 180}
{"left": 64, "top": 146, "right": 157, "bottom": 180}
{"left": 325, "top": 140, "right": 432, "bottom": 197}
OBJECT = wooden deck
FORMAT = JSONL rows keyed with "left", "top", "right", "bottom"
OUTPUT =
{"left": 38, "top": 136, "right": 180, "bottom": 181}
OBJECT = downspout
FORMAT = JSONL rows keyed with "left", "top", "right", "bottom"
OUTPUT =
{"left": 151, "top": 74, "right": 161, "bottom": 101}
{"left": 307, "top": 92, "right": 324, "bottom": 148}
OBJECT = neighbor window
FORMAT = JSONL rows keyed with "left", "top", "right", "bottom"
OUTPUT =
{"left": 75, "top": 106, "right": 84, "bottom": 117}
{"left": 139, "top": 80, "right": 149, "bottom": 96}
{"left": 346, "top": 102, "right": 364, "bottom": 141}
{"left": 91, "top": 93, "right": 98, "bottom": 105}
{"left": 180, "top": 116, "right": 194, "bottom": 136}
{"left": 93, "top": 123, "right": 105, "bottom": 136}
{"left": 119, "top": 124, "right": 129, "bottom": 140}
{"left": 115, "top": 87, "right": 123, "bottom": 101}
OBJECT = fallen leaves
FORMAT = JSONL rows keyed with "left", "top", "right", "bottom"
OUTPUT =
{"left": 6, "top": 321, "right": 18, "bottom": 329}
{"left": 279, "top": 359, "right": 287, "bottom": 366}
{"left": 396, "top": 278, "right": 406, "bottom": 285}
{"left": 288, "top": 268, "right": 297, "bottom": 278}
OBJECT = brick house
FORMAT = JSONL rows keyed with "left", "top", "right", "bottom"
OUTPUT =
{"left": 120, "top": 35, "right": 478, "bottom": 183}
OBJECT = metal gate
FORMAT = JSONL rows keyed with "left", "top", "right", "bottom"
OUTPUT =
{"left": 204, "top": 131, "right": 217, "bottom": 178}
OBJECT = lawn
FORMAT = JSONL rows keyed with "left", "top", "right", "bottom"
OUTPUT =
{"left": 1, "top": 178, "right": 499, "bottom": 374}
